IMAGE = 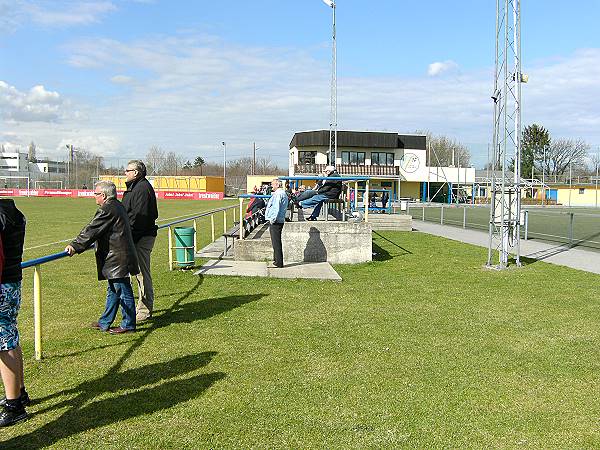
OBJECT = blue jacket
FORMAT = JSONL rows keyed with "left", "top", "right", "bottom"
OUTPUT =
{"left": 265, "top": 188, "right": 289, "bottom": 224}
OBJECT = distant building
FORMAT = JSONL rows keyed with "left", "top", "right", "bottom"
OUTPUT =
{"left": 0, "top": 151, "right": 67, "bottom": 178}
{"left": 289, "top": 130, "right": 475, "bottom": 202}
{"left": 0, "top": 152, "right": 29, "bottom": 172}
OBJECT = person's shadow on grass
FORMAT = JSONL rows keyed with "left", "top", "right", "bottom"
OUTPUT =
{"left": 3, "top": 273, "right": 266, "bottom": 449}
{"left": 1, "top": 352, "right": 225, "bottom": 449}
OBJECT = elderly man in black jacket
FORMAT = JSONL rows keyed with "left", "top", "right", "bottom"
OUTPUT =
{"left": 66, "top": 181, "right": 140, "bottom": 334}
{"left": 299, "top": 165, "right": 342, "bottom": 221}
{"left": 122, "top": 160, "right": 158, "bottom": 322}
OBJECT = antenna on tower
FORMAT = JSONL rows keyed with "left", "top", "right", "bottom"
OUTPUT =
{"left": 323, "top": 0, "right": 337, "bottom": 167}
{"left": 487, "top": 0, "right": 524, "bottom": 269}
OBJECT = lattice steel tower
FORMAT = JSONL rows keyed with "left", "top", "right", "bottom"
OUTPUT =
{"left": 487, "top": 0, "right": 524, "bottom": 269}
{"left": 325, "top": 0, "right": 337, "bottom": 166}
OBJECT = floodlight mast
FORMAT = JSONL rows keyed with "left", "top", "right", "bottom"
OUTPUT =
{"left": 487, "top": 0, "right": 523, "bottom": 269}
{"left": 325, "top": 0, "right": 337, "bottom": 167}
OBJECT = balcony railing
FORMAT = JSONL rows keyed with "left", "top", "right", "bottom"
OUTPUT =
{"left": 294, "top": 164, "right": 399, "bottom": 176}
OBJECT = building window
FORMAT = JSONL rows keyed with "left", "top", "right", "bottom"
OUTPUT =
{"left": 579, "top": 188, "right": 585, "bottom": 194}
{"left": 298, "top": 151, "right": 316, "bottom": 165}
{"left": 341, "top": 151, "right": 365, "bottom": 165}
{"left": 371, "top": 152, "right": 394, "bottom": 166}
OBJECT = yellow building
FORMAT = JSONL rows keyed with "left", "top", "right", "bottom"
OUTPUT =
{"left": 100, "top": 175, "right": 224, "bottom": 193}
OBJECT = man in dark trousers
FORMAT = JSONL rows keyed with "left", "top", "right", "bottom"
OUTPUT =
{"left": 0, "top": 199, "right": 29, "bottom": 426}
{"left": 265, "top": 178, "right": 288, "bottom": 268}
{"left": 122, "top": 160, "right": 158, "bottom": 322}
{"left": 66, "top": 181, "right": 140, "bottom": 334}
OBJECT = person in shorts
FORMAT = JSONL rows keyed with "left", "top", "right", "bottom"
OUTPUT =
{"left": 0, "top": 199, "right": 29, "bottom": 426}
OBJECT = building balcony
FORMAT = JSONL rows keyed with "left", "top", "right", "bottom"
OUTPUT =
{"left": 294, "top": 164, "right": 399, "bottom": 177}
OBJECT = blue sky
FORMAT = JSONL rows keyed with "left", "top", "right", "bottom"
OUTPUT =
{"left": 2, "top": 0, "right": 600, "bottom": 169}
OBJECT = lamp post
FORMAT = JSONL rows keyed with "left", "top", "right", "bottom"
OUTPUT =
{"left": 221, "top": 141, "right": 226, "bottom": 193}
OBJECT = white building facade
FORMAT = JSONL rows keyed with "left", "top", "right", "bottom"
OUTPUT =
{"left": 289, "top": 130, "right": 475, "bottom": 202}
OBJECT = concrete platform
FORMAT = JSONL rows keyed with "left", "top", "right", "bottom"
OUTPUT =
{"left": 194, "top": 259, "right": 342, "bottom": 281}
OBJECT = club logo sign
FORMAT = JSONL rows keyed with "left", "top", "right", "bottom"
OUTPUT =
{"left": 400, "top": 153, "right": 420, "bottom": 173}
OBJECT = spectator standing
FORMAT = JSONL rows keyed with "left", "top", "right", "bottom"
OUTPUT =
{"left": 65, "top": 181, "right": 140, "bottom": 334}
{"left": 381, "top": 190, "right": 390, "bottom": 211}
{"left": 0, "top": 199, "right": 29, "bottom": 426}
{"left": 122, "top": 160, "right": 158, "bottom": 322}
{"left": 265, "top": 179, "right": 288, "bottom": 268}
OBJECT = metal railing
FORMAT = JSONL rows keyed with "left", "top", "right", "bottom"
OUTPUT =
{"left": 413, "top": 203, "right": 600, "bottom": 250}
{"left": 20, "top": 203, "right": 240, "bottom": 360}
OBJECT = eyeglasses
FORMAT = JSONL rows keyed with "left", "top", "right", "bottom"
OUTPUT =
{"left": 93, "top": 192, "right": 103, "bottom": 196}
{"left": 125, "top": 169, "right": 136, "bottom": 173}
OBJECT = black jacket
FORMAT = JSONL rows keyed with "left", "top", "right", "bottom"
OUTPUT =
{"left": 70, "top": 198, "right": 140, "bottom": 281}
{"left": 122, "top": 177, "right": 158, "bottom": 243}
{"left": 0, "top": 199, "right": 26, "bottom": 283}
{"left": 317, "top": 170, "right": 342, "bottom": 199}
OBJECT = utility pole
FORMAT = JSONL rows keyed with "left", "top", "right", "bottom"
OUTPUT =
{"left": 253, "top": 142, "right": 256, "bottom": 176}
{"left": 324, "top": 0, "right": 337, "bottom": 167}
{"left": 221, "top": 141, "right": 226, "bottom": 193}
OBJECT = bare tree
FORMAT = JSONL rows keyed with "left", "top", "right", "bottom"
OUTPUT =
{"left": 542, "top": 139, "right": 589, "bottom": 176}
{"left": 145, "top": 145, "right": 166, "bottom": 175}
{"left": 28, "top": 141, "right": 37, "bottom": 162}
{"left": 417, "top": 131, "right": 471, "bottom": 167}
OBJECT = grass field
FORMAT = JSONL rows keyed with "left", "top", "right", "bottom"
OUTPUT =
{"left": 418, "top": 204, "right": 600, "bottom": 250}
{"left": 3, "top": 197, "right": 600, "bottom": 448}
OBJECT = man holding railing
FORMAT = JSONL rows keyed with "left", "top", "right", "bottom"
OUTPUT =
{"left": 122, "top": 160, "right": 158, "bottom": 323}
{"left": 0, "top": 199, "right": 29, "bottom": 427}
{"left": 65, "top": 181, "right": 140, "bottom": 334}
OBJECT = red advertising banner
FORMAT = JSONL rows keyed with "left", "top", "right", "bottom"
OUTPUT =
{"left": 0, "top": 189, "right": 224, "bottom": 200}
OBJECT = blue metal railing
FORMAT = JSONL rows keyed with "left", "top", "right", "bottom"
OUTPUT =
{"left": 19, "top": 202, "right": 240, "bottom": 360}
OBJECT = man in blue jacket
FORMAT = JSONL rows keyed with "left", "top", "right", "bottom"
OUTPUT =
{"left": 264, "top": 178, "right": 288, "bottom": 268}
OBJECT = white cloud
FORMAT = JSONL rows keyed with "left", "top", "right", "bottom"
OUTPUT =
{"left": 4, "top": 35, "right": 600, "bottom": 169}
{"left": 427, "top": 60, "right": 459, "bottom": 76}
{"left": 0, "top": 1, "right": 118, "bottom": 32}
{"left": 0, "top": 81, "right": 68, "bottom": 122}
{"left": 110, "top": 75, "right": 134, "bottom": 84}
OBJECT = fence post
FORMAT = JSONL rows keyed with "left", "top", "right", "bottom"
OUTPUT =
{"left": 422, "top": 206, "right": 425, "bottom": 221}
{"left": 463, "top": 207, "right": 466, "bottom": 228}
{"left": 168, "top": 226, "right": 173, "bottom": 271}
{"left": 232, "top": 207, "right": 236, "bottom": 225}
{"left": 193, "top": 219, "right": 198, "bottom": 254}
{"left": 211, "top": 214, "right": 215, "bottom": 242}
{"left": 569, "top": 212, "right": 574, "bottom": 245}
{"left": 33, "top": 265, "right": 42, "bottom": 361}
{"left": 223, "top": 210, "right": 227, "bottom": 233}
{"left": 441, "top": 204, "right": 444, "bottom": 224}
{"left": 524, "top": 210, "right": 529, "bottom": 241}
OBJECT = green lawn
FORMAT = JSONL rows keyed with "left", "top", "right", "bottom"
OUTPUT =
{"left": 3, "top": 198, "right": 600, "bottom": 448}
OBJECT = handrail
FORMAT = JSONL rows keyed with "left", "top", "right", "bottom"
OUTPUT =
{"left": 21, "top": 204, "right": 239, "bottom": 268}
{"left": 21, "top": 251, "right": 69, "bottom": 269}
{"left": 157, "top": 204, "right": 237, "bottom": 230}
{"left": 238, "top": 194, "right": 271, "bottom": 199}
{"left": 19, "top": 202, "right": 240, "bottom": 361}
{"left": 280, "top": 175, "right": 370, "bottom": 181}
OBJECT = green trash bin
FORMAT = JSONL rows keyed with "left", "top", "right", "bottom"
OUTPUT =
{"left": 174, "top": 227, "right": 195, "bottom": 268}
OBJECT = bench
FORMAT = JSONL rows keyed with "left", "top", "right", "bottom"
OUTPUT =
{"left": 321, "top": 198, "right": 346, "bottom": 221}
{"left": 223, "top": 222, "right": 241, "bottom": 256}
{"left": 222, "top": 208, "right": 266, "bottom": 256}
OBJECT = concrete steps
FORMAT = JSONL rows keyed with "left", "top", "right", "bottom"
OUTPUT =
{"left": 367, "top": 214, "right": 412, "bottom": 231}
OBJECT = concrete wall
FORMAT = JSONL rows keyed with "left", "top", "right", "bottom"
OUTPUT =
{"left": 235, "top": 221, "right": 372, "bottom": 264}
